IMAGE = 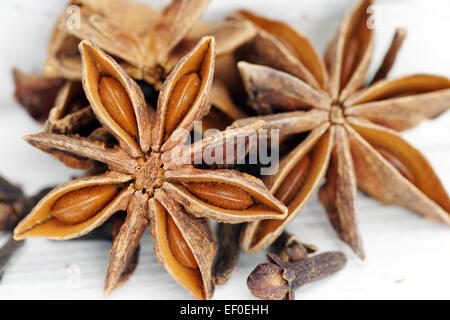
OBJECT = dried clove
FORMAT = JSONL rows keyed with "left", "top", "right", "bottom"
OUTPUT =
{"left": 247, "top": 252, "right": 347, "bottom": 300}
{"left": 213, "top": 223, "right": 243, "bottom": 285}
{"left": 271, "top": 231, "right": 317, "bottom": 263}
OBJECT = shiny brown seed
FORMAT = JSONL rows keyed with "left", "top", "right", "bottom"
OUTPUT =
{"left": 186, "top": 182, "right": 254, "bottom": 210}
{"left": 275, "top": 155, "right": 310, "bottom": 205}
{"left": 98, "top": 77, "right": 138, "bottom": 137}
{"left": 165, "top": 73, "right": 201, "bottom": 138}
{"left": 374, "top": 147, "right": 415, "bottom": 183}
{"left": 51, "top": 185, "right": 119, "bottom": 224}
{"left": 167, "top": 214, "right": 198, "bottom": 269}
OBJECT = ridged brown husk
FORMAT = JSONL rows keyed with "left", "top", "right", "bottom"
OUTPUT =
{"left": 12, "top": 69, "right": 65, "bottom": 123}
{"left": 15, "top": 38, "right": 287, "bottom": 299}
{"left": 45, "top": 0, "right": 254, "bottom": 85}
{"left": 14, "top": 0, "right": 253, "bottom": 142}
{"left": 233, "top": 0, "right": 450, "bottom": 259}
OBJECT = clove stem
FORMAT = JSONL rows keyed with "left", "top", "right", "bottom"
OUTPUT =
{"left": 247, "top": 252, "right": 347, "bottom": 300}
{"left": 0, "top": 236, "right": 24, "bottom": 280}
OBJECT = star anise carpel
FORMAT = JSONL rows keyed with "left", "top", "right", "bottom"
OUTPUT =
{"left": 12, "top": 69, "right": 65, "bottom": 124}
{"left": 13, "top": 37, "right": 287, "bottom": 299}
{"left": 46, "top": 0, "right": 255, "bottom": 88}
{"left": 17, "top": 0, "right": 253, "bottom": 148}
{"left": 233, "top": 0, "right": 450, "bottom": 259}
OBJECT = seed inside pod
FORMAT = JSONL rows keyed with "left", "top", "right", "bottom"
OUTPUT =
{"left": 185, "top": 182, "right": 254, "bottom": 210}
{"left": 51, "top": 185, "right": 119, "bottom": 224}
{"left": 274, "top": 35, "right": 299, "bottom": 59}
{"left": 167, "top": 214, "right": 198, "bottom": 269}
{"left": 165, "top": 73, "right": 201, "bottom": 138}
{"left": 275, "top": 155, "right": 310, "bottom": 205}
{"left": 374, "top": 146, "right": 415, "bottom": 183}
{"left": 98, "top": 77, "right": 138, "bottom": 137}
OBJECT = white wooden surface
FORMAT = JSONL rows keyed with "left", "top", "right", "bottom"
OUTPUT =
{"left": 0, "top": 0, "right": 449, "bottom": 300}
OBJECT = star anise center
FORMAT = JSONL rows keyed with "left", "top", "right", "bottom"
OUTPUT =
{"left": 134, "top": 152, "right": 164, "bottom": 195}
{"left": 329, "top": 105, "right": 345, "bottom": 125}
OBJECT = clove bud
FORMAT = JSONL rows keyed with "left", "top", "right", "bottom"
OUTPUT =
{"left": 248, "top": 252, "right": 347, "bottom": 300}
{"left": 0, "top": 237, "right": 24, "bottom": 281}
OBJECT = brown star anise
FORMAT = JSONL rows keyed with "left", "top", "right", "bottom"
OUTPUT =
{"left": 12, "top": 69, "right": 65, "bottom": 124}
{"left": 13, "top": 37, "right": 287, "bottom": 299}
{"left": 232, "top": 0, "right": 450, "bottom": 258}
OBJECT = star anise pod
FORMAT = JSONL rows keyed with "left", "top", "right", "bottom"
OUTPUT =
{"left": 13, "top": 37, "right": 287, "bottom": 299}
{"left": 21, "top": 0, "right": 251, "bottom": 137}
{"left": 13, "top": 0, "right": 253, "bottom": 167}
{"left": 46, "top": 0, "right": 255, "bottom": 87}
{"left": 45, "top": 0, "right": 161, "bottom": 81}
{"left": 233, "top": 0, "right": 450, "bottom": 258}
{"left": 13, "top": 72, "right": 115, "bottom": 170}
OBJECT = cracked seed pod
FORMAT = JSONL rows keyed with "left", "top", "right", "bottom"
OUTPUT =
{"left": 46, "top": 0, "right": 255, "bottom": 87}
{"left": 44, "top": 81, "right": 95, "bottom": 135}
{"left": 45, "top": 0, "right": 161, "bottom": 81}
{"left": 150, "top": 191, "right": 216, "bottom": 300}
{"left": 15, "top": 37, "right": 287, "bottom": 299}
{"left": 43, "top": 0, "right": 255, "bottom": 132}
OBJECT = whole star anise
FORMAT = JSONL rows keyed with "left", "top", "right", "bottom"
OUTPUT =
{"left": 46, "top": 0, "right": 255, "bottom": 87}
{"left": 13, "top": 0, "right": 252, "bottom": 155}
{"left": 13, "top": 37, "right": 287, "bottom": 299}
{"left": 233, "top": 0, "right": 450, "bottom": 258}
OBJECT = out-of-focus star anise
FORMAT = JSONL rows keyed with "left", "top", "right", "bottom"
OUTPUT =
{"left": 46, "top": 0, "right": 255, "bottom": 88}
{"left": 13, "top": 37, "right": 287, "bottom": 299}
{"left": 12, "top": 69, "right": 65, "bottom": 123}
{"left": 14, "top": 0, "right": 252, "bottom": 148}
{"left": 232, "top": 0, "right": 450, "bottom": 258}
